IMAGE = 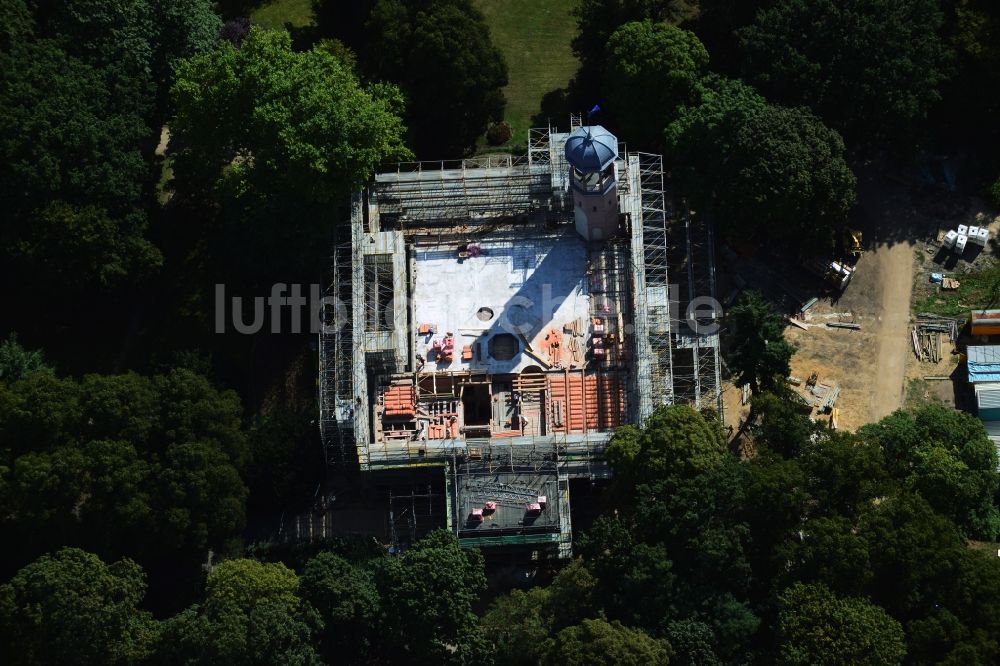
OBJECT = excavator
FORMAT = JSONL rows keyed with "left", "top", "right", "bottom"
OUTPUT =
{"left": 844, "top": 228, "right": 863, "bottom": 261}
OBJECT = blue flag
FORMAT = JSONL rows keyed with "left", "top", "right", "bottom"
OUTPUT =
{"left": 588, "top": 104, "right": 601, "bottom": 116}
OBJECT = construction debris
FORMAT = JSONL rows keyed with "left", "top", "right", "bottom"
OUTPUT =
{"left": 911, "top": 315, "right": 961, "bottom": 363}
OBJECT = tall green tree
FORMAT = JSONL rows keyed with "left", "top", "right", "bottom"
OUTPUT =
{"left": 0, "top": 39, "right": 161, "bottom": 288}
{"left": 739, "top": 0, "right": 951, "bottom": 149}
{"left": 859, "top": 405, "right": 1000, "bottom": 539}
{"left": 541, "top": 617, "right": 673, "bottom": 666}
{"left": 170, "top": 27, "right": 409, "bottom": 283}
{"left": 0, "top": 368, "right": 248, "bottom": 579}
{"left": 366, "top": 0, "right": 507, "bottom": 157}
{"left": 664, "top": 74, "right": 767, "bottom": 210}
{"left": 776, "top": 582, "right": 906, "bottom": 666}
{"left": 606, "top": 404, "right": 727, "bottom": 487}
{"left": 312, "top": 0, "right": 506, "bottom": 157}
{"left": 299, "top": 552, "right": 380, "bottom": 664}
{"left": 376, "top": 530, "right": 491, "bottom": 665}
{"left": 172, "top": 27, "right": 409, "bottom": 204}
{"left": 603, "top": 20, "right": 708, "bottom": 148}
{"left": 573, "top": 0, "right": 701, "bottom": 73}
{"left": 156, "top": 559, "right": 321, "bottom": 666}
{"left": 0, "top": 548, "right": 156, "bottom": 666}
{"left": 720, "top": 104, "right": 856, "bottom": 250}
{"left": 727, "top": 291, "right": 795, "bottom": 394}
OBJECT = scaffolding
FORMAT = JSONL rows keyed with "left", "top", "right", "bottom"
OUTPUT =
{"left": 371, "top": 153, "right": 560, "bottom": 226}
{"left": 668, "top": 208, "right": 724, "bottom": 414}
{"left": 630, "top": 152, "right": 676, "bottom": 418}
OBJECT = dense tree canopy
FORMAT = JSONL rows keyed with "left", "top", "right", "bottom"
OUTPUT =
{"left": 776, "top": 582, "right": 906, "bottom": 666}
{"left": 312, "top": 0, "right": 507, "bottom": 157}
{"left": 604, "top": 20, "right": 708, "bottom": 149}
{"left": 740, "top": 0, "right": 951, "bottom": 149}
{"left": 0, "top": 548, "right": 156, "bottom": 666}
{"left": 541, "top": 617, "right": 672, "bottom": 666}
{"left": 721, "top": 104, "right": 856, "bottom": 249}
{"left": 0, "top": 369, "right": 248, "bottom": 580}
{"left": 157, "top": 559, "right": 321, "bottom": 666}
{"left": 573, "top": 0, "right": 701, "bottom": 72}
{"left": 172, "top": 27, "right": 409, "bottom": 204}
{"left": 859, "top": 405, "right": 1000, "bottom": 539}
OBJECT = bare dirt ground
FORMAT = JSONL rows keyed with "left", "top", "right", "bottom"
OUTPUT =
{"left": 719, "top": 165, "right": 998, "bottom": 433}
{"left": 768, "top": 167, "right": 916, "bottom": 430}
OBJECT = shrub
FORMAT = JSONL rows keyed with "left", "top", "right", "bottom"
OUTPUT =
{"left": 486, "top": 121, "right": 513, "bottom": 146}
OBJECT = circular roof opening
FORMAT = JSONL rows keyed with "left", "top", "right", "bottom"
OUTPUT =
{"left": 476, "top": 307, "right": 494, "bottom": 322}
{"left": 489, "top": 333, "right": 519, "bottom": 361}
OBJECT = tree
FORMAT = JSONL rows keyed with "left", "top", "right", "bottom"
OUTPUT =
{"left": 0, "top": 548, "right": 156, "bottom": 666}
{"left": 172, "top": 27, "right": 409, "bottom": 204}
{"left": 719, "top": 104, "right": 857, "bottom": 251}
{"left": 727, "top": 291, "right": 795, "bottom": 394}
{"left": 376, "top": 530, "right": 491, "bottom": 665}
{"left": 739, "top": 0, "right": 951, "bottom": 149}
{"left": 859, "top": 406, "right": 1000, "bottom": 540}
{"left": 541, "top": 617, "right": 672, "bottom": 666}
{"left": 0, "top": 334, "right": 51, "bottom": 383}
{"left": 606, "top": 404, "right": 727, "bottom": 487}
{"left": 664, "top": 74, "right": 767, "bottom": 209}
{"left": 799, "top": 431, "right": 889, "bottom": 520}
{"left": 0, "top": 40, "right": 160, "bottom": 288}
{"left": 782, "top": 515, "right": 873, "bottom": 598}
{"left": 664, "top": 619, "right": 722, "bottom": 666}
{"left": 0, "top": 0, "right": 33, "bottom": 51}
{"left": 0, "top": 368, "right": 249, "bottom": 579}
{"left": 312, "top": 0, "right": 507, "bottom": 157}
{"left": 750, "top": 390, "right": 817, "bottom": 458}
{"left": 368, "top": 0, "right": 507, "bottom": 157}
{"left": 170, "top": 27, "right": 409, "bottom": 282}
{"left": 482, "top": 587, "right": 553, "bottom": 665}
{"left": 603, "top": 20, "right": 708, "bottom": 148}
{"left": 573, "top": 0, "right": 701, "bottom": 73}
{"left": 157, "top": 559, "right": 321, "bottom": 666}
{"left": 776, "top": 582, "right": 905, "bottom": 666}
{"left": 299, "top": 552, "right": 380, "bottom": 664}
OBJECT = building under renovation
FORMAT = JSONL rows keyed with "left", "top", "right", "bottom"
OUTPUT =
{"left": 317, "top": 118, "right": 722, "bottom": 557}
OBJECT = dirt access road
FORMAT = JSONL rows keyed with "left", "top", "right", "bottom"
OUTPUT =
{"left": 782, "top": 167, "right": 919, "bottom": 430}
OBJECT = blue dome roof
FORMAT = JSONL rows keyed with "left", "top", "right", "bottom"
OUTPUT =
{"left": 565, "top": 125, "right": 618, "bottom": 172}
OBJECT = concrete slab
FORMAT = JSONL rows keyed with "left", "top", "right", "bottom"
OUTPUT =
{"left": 412, "top": 231, "right": 591, "bottom": 375}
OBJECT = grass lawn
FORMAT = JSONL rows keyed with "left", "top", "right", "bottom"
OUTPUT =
{"left": 251, "top": 0, "right": 314, "bottom": 30}
{"left": 913, "top": 265, "right": 1000, "bottom": 317}
{"left": 247, "top": 1, "right": 580, "bottom": 151}
{"left": 473, "top": 0, "right": 580, "bottom": 150}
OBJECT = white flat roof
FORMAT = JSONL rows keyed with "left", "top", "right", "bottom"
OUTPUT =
{"left": 412, "top": 231, "right": 591, "bottom": 374}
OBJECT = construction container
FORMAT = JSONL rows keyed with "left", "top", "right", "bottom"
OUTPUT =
{"left": 958, "top": 224, "right": 969, "bottom": 236}
{"left": 977, "top": 227, "right": 990, "bottom": 246}
{"left": 943, "top": 229, "right": 958, "bottom": 249}
{"left": 956, "top": 234, "right": 968, "bottom": 253}
{"left": 975, "top": 383, "right": 1000, "bottom": 420}
{"left": 971, "top": 310, "right": 1000, "bottom": 336}
{"left": 469, "top": 508, "right": 484, "bottom": 523}
{"left": 525, "top": 503, "right": 542, "bottom": 516}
